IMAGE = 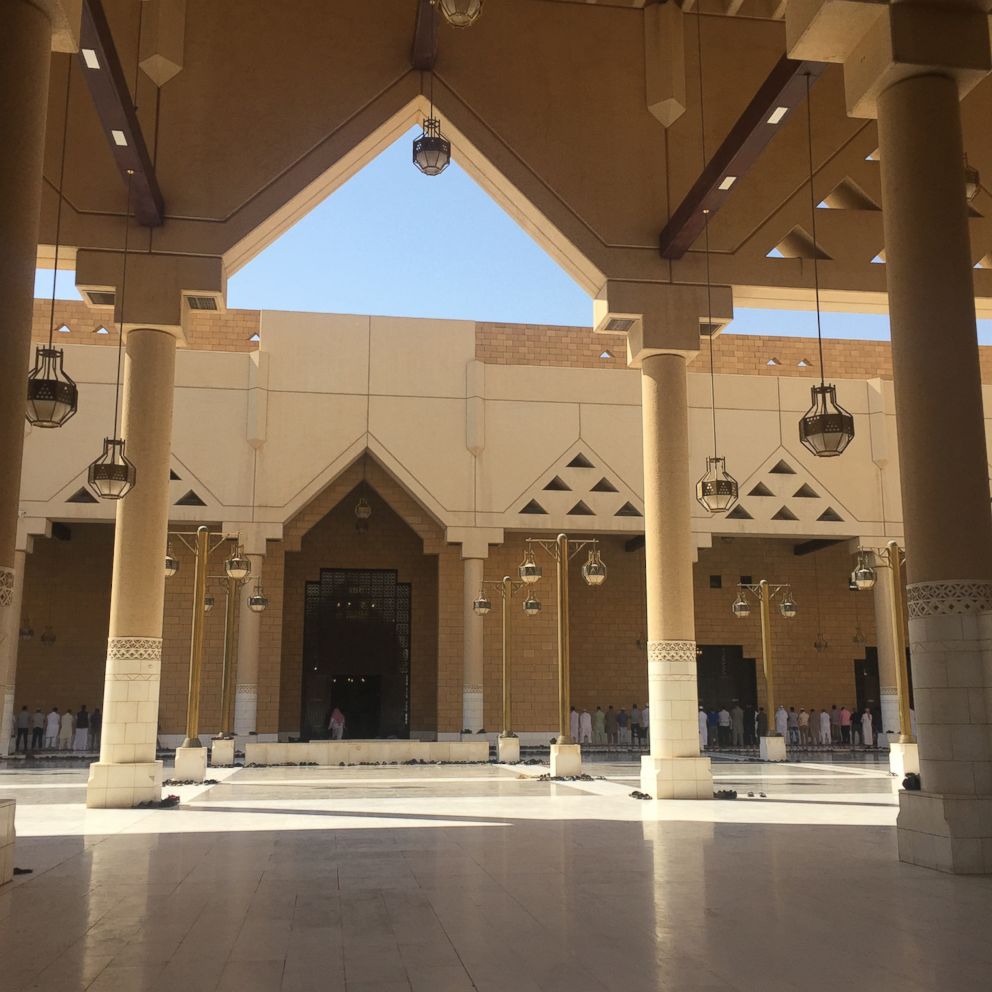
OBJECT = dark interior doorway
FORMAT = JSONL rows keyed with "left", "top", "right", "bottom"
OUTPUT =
{"left": 301, "top": 568, "right": 411, "bottom": 740}
{"left": 854, "top": 649, "right": 879, "bottom": 715}
{"left": 697, "top": 645, "right": 757, "bottom": 709}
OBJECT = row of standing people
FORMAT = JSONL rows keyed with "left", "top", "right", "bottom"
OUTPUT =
{"left": 697, "top": 703, "right": 884, "bottom": 749}
{"left": 569, "top": 705, "right": 650, "bottom": 745}
{"left": 13, "top": 705, "right": 101, "bottom": 752}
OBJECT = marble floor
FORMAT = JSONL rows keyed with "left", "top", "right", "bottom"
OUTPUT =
{"left": 1, "top": 757, "right": 990, "bottom": 991}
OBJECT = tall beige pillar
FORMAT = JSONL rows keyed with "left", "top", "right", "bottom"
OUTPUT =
{"left": 462, "top": 557, "right": 485, "bottom": 733}
{"left": 879, "top": 73, "right": 992, "bottom": 873}
{"left": 0, "top": 1, "right": 54, "bottom": 742}
{"left": 871, "top": 563, "right": 900, "bottom": 739}
{"left": 639, "top": 352, "right": 712, "bottom": 799}
{"left": 86, "top": 329, "right": 178, "bottom": 808}
{"left": 234, "top": 553, "right": 263, "bottom": 738}
{"left": 0, "top": 549, "right": 28, "bottom": 756}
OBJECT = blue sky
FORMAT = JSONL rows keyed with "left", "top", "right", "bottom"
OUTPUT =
{"left": 33, "top": 126, "right": 988, "bottom": 341}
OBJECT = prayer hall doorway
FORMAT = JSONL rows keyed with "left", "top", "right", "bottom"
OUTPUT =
{"left": 300, "top": 568, "right": 412, "bottom": 740}
{"left": 696, "top": 645, "right": 757, "bottom": 710}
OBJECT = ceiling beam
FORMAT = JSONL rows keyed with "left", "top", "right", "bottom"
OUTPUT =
{"left": 625, "top": 535, "right": 645, "bottom": 553}
{"left": 793, "top": 538, "right": 842, "bottom": 557}
{"left": 659, "top": 55, "right": 826, "bottom": 259}
{"left": 77, "top": 0, "right": 164, "bottom": 227}
{"left": 411, "top": 0, "right": 439, "bottom": 71}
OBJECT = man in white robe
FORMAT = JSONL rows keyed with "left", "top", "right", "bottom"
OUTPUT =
{"left": 698, "top": 707, "right": 708, "bottom": 749}
{"left": 819, "top": 708, "right": 831, "bottom": 746}
{"left": 578, "top": 709, "right": 592, "bottom": 744}
{"left": 774, "top": 705, "right": 788, "bottom": 738}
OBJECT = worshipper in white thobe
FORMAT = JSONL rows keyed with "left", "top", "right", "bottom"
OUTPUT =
{"left": 569, "top": 706, "right": 579, "bottom": 742}
{"left": 774, "top": 705, "right": 788, "bottom": 738}
{"left": 819, "top": 708, "right": 831, "bottom": 746}
{"left": 58, "top": 709, "right": 74, "bottom": 750}
{"left": 860, "top": 708, "right": 873, "bottom": 748}
{"left": 698, "top": 707, "right": 708, "bottom": 749}
{"left": 328, "top": 707, "right": 345, "bottom": 740}
{"left": 640, "top": 704, "right": 650, "bottom": 744}
{"left": 578, "top": 709, "right": 593, "bottom": 743}
{"left": 44, "top": 707, "right": 60, "bottom": 749}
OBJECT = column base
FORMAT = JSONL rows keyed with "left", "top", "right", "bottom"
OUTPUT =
{"left": 898, "top": 791, "right": 992, "bottom": 874}
{"left": 760, "top": 736, "right": 787, "bottom": 761}
{"left": 497, "top": 736, "right": 520, "bottom": 763}
{"left": 640, "top": 755, "right": 713, "bottom": 800}
{"left": 550, "top": 743, "right": 582, "bottom": 777}
{"left": 174, "top": 746, "right": 208, "bottom": 782}
{"left": 86, "top": 761, "right": 163, "bottom": 808}
{"left": 0, "top": 798, "right": 14, "bottom": 886}
{"left": 211, "top": 738, "right": 235, "bottom": 766}
{"left": 889, "top": 741, "right": 920, "bottom": 778}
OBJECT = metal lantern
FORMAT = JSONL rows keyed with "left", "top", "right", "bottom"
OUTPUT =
{"left": 518, "top": 549, "right": 542, "bottom": 584}
{"left": 732, "top": 594, "right": 751, "bottom": 619}
{"left": 434, "top": 0, "right": 483, "bottom": 27}
{"left": 779, "top": 594, "right": 798, "bottom": 619}
{"left": 355, "top": 496, "right": 372, "bottom": 533}
{"left": 473, "top": 593, "right": 492, "bottom": 616}
{"left": 19, "top": 618, "right": 34, "bottom": 641}
{"left": 225, "top": 547, "right": 251, "bottom": 581}
{"left": 26, "top": 347, "right": 78, "bottom": 428}
{"left": 853, "top": 625, "right": 867, "bottom": 645}
{"left": 852, "top": 559, "right": 876, "bottom": 591}
{"left": 695, "top": 455, "right": 739, "bottom": 513}
{"left": 799, "top": 383, "right": 855, "bottom": 457}
{"left": 164, "top": 543, "right": 179, "bottom": 578}
{"left": 522, "top": 593, "right": 542, "bottom": 617}
{"left": 247, "top": 585, "right": 269, "bottom": 613}
{"left": 204, "top": 594, "right": 215, "bottom": 614}
{"left": 965, "top": 154, "right": 980, "bottom": 202}
{"left": 813, "top": 631, "right": 829, "bottom": 653}
{"left": 413, "top": 117, "right": 451, "bottom": 176}
{"left": 581, "top": 549, "right": 607, "bottom": 587}
{"left": 40, "top": 626, "right": 56, "bottom": 646}
{"left": 88, "top": 437, "right": 136, "bottom": 500}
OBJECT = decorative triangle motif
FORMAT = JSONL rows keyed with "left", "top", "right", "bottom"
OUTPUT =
{"left": 772, "top": 506, "right": 799, "bottom": 521}
{"left": 727, "top": 505, "right": 752, "bottom": 520}
{"left": 520, "top": 499, "right": 547, "bottom": 515}
{"left": 169, "top": 469, "right": 181, "bottom": 481}
{"left": 793, "top": 484, "right": 819, "bottom": 498}
{"left": 543, "top": 476, "right": 571, "bottom": 492}
{"left": 768, "top": 225, "right": 831, "bottom": 260}
{"left": 175, "top": 490, "right": 206, "bottom": 506}
{"left": 615, "top": 502, "right": 642, "bottom": 517}
{"left": 566, "top": 453, "right": 594, "bottom": 469}
{"left": 567, "top": 501, "right": 595, "bottom": 516}
{"left": 748, "top": 482, "right": 774, "bottom": 497}
{"left": 66, "top": 487, "right": 98, "bottom": 504}
{"left": 591, "top": 478, "right": 618, "bottom": 493}
{"left": 769, "top": 460, "right": 796, "bottom": 475}
{"left": 818, "top": 507, "right": 844, "bottom": 522}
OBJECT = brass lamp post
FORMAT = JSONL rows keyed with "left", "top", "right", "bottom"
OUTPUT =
{"left": 473, "top": 575, "right": 527, "bottom": 738}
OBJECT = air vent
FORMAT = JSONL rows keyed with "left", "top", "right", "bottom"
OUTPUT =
{"left": 520, "top": 499, "right": 547, "bottom": 515}
{"left": 94, "top": 325, "right": 110, "bottom": 335}
{"left": 818, "top": 507, "right": 843, "bottom": 522}
{"left": 66, "top": 487, "right": 98, "bottom": 504}
{"left": 567, "top": 501, "right": 595, "bottom": 516}
{"left": 566, "top": 453, "right": 594, "bottom": 469}
{"left": 248, "top": 333, "right": 261, "bottom": 343}
{"left": 599, "top": 350, "right": 614, "bottom": 360}
{"left": 86, "top": 290, "right": 115, "bottom": 307}
{"left": 175, "top": 490, "right": 206, "bottom": 506}
{"left": 604, "top": 318, "right": 634, "bottom": 333}
{"left": 767, "top": 225, "right": 832, "bottom": 260}
{"left": 615, "top": 502, "right": 642, "bottom": 517}
{"left": 591, "top": 478, "right": 618, "bottom": 493}
{"left": 748, "top": 483, "right": 774, "bottom": 497}
{"left": 772, "top": 506, "right": 799, "bottom": 521}
{"left": 56, "top": 323, "right": 71, "bottom": 334}
{"left": 543, "top": 476, "right": 571, "bottom": 492}
{"left": 185, "top": 295, "right": 218, "bottom": 311}
{"left": 818, "top": 177, "right": 880, "bottom": 211}
{"left": 727, "top": 505, "right": 752, "bottom": 520}
{"left": 769, "top": 460, "right": 796, "bottom": 475}
{"left": 793, "top": 484, "right": 819, "bottom": 498}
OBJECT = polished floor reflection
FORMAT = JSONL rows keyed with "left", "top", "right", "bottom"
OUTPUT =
{"left": 1, "top": 759, "right": 990, "bottom": 991}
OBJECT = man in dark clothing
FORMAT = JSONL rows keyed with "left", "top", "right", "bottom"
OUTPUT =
{"left": 757, "top": 707, "right": 769, "bottom": 738}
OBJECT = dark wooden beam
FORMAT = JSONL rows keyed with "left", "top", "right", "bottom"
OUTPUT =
{"left": 78, "top": 0, "right": 164, "bottom": 226}
{"left": 793, "top": 539, "right": 842, "bottom": 557}
{"left": 412, "top": 0, "right": 439, "bottom": 71}
{"left": 659, "top": 55, "right": 826, "bottom": 259}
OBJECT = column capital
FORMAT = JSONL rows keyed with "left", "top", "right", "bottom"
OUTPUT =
{"left": 593, "top": 280, "right": 733, "bottom": 367}
{"left": 75, "top": 250, "right": 226, "bottom": 342}
{"left": 446, "top": 527, "right": 504, "bottom": 559}
{"left": 222, "top": 523, "right": 282, "bottom": 556}
{"left": 787, "top": 0, "right": 991, "bottom": 118}
{"left": 15, "top": 515, "right": 49, "bottom": 554}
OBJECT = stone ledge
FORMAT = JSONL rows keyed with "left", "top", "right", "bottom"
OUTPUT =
{"left": 244, "top": 740, "right": 490, "bottom": 765}
{"left": 0, "top": 798, "right": 14, "bottom": 887}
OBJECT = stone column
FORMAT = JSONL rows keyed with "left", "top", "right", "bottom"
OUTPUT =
{"left": 462, "top": 556, "right": 485, "bottom": 733}
{"left": 86, "top": 329, "right": 177, "bottom": 808}
{"left": 871, "top": 562, "right": 900, "bottom": 739}
{"left": 878, "top": 73, "right": 992, "bottom": 872}
{"left": 234, "top": 553, "right": 263, "bottom": 738}
{"left": 639, "top": 353, "right": 712, "bottom": 799}
{"left": 0, "top": 1, "right": 55, "bottom": 746}
{"left": 0, "top": 549, "right": 28, "bottom": 757}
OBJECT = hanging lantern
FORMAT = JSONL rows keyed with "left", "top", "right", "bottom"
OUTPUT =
{"left": 204, "top": 594, "right": 215, "bottom": 614}
{"left": 164, "top": 543, "right": 179, "bottom": 578}
{"left": 355, "top": 496, "right": 373, "bottom": 533}
{"left": 813, "top": 631, "right": 829, "bottom": 653}
{"left": 88, "top": 437, "right": 135, "bottom": 500}
{"left": 225, "top": 546, "right": 251, "bottom": 581}
{"left": 581, "top": 548, "right": 607, "bottom": 587}
{"left": 433, "top": 0, "right": 483, "bottom": 27}
{"left": 518, "top": 549, "right": 542, "bottom": 584}
{"left": 852, "top": 557, "right": 876, "bottom": 591}
{"left": 40, "top": 626, "right": 57, "bottom": 647}
{"left": 731, "top": 594, "right": 751, "bottom": 619}
{"left": 779, "top": 594, "right": 798, "bottom": 619}
{"left": 247, "top": 584, "right": 268, "bottom": 613}
{"left": 19, "top": 618, "right": 34, "bottom": 641}
{"left": 522, "top": 593, "right": 542, "bottom": 617}
{"left": 695, "top": 455, "right": 739, "bottom": 513}
{"left": 473, "top": 592, "right": 492, "bottom": 616}
{"left": 413, "top": 117, "right": 451, "bottom": 176}
{"left": 964, "top": 154, "right": 980, "bottom": 202}
{"left": 853, "top": 625, "right": 867, "bottom": 645}
{"left": 799, "top": 384, "right": 855, "bottom": 457}
{"left": 26, "top": 347, "right": 78, "bottom": 428}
